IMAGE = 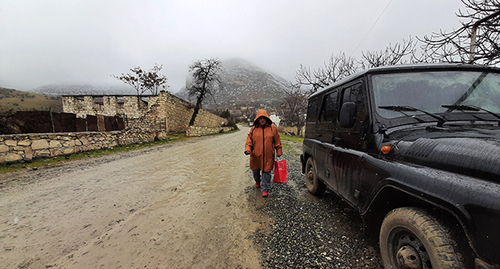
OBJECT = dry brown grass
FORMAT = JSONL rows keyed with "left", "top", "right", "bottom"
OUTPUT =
{"left": 278, "top": 126, "right": 298, "bottom": 135}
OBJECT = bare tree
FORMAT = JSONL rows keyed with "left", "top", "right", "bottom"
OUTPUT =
{"left": 295, "top": 52, "right": 357, "bottom": 95}
{"left": 280, "top": 83, "right": 308, "bottom": 135}
{"left": 143, "top": 64, "right": 169, "bottom": 95}
{"left": 187, "top": 58, "right": 224, "bottom": 126}
{"left": 114, "top": 67, "right": 144, "bottom": 96}
{"left": 419, "top": 0, "right": 500, "bottom": 65}
{"left": 114, "top": 64, "right": 169, "bottom": 96}
{"left": 294, "top": 39, "right": 421, "bottom": 95}
{"left": 360, "top": 37, "right": 417, "bottom": 68}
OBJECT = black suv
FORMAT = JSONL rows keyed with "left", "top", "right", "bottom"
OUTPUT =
{"left": 300, "top": 64, "right": 500, "bottom": 269}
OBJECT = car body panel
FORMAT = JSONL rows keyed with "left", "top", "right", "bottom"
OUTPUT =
{"left": 301, "top": 64, "right": 500, "bottom": 267}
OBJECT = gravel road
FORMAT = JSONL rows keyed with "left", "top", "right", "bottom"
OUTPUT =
{"left": 0, "top": 127, "right": 382, "bottom": 268}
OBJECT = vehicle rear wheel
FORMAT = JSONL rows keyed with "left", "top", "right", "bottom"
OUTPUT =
{"left": 305, "top": 157, "right": 326, "bottom": 195}
{"left": 380, "top": 207, "right": 468, "bottom": 269}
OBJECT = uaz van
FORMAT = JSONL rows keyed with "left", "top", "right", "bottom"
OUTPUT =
{"left": 301, "top": 64, "right": 500, "bottom": 269}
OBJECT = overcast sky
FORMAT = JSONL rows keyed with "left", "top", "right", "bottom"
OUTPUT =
{"left": 0, "top": 0, "right": 466, "bottom": 93}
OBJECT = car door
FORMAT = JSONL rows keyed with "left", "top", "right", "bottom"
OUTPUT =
{"left": 328, "top": 81, "right": 369, "bottom": 208}
{"left": 315, "top": 90, "right": 339, "bottom": 191}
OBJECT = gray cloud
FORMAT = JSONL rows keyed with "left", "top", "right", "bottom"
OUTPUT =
{"left": 0, "top": 0, "right": 465, "bottom": 92}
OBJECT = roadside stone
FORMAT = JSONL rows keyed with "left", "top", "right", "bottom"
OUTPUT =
{"left": 18, "top": 140, "right": 31, "bottom": 146}
{"left": 0, "top": 144, "right": 9, "bottom": 153}
{"left": 51, "top": 150, "right": 63, "bottom": 156}
{"left": 49, "top": 140, "right": 63, "bottom": 148}
{"left": 5, "top": 153, "right": 22, "bottom": 162}
{"left": 62, "top": 140, "right": 76, "bottom": 147}
{"left": 37, "top": 150, "right": 51, "bottom": 157}
{"left": 32, "top": 140, "right": 50, "bottom": 150}
{"left": 4, "top": 140, "right": 17, "bottom": 146}
{"left": 63, "top": 148, "right": 75, "bottom": 154}
{"left": 79, "top": 137, "right": 90, "bottom": 145}
{"left": 24, "top": 148, "right": 34, "bottom": 160}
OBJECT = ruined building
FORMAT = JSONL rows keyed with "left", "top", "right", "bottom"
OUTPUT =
{"left": 62, "top": 91, "right": 228, "bottom": 136}
{"left": 1, "top": 91, "right": 230, "bottom": 164}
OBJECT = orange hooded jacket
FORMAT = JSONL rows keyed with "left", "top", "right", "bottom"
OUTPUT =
{"left": 245, "top": 110, "right": 283, "bottom": 172}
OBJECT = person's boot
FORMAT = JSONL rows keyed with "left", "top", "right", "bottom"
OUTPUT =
{"left": 255, "top": 182, "right": 260, "bottom": 188}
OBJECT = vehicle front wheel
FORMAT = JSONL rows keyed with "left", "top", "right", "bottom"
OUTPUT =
{"left": 380, "top": 207, "right": 469, "bottom": 269}
{"left": 305, "top": 157, "right": 326, "bottom": 195}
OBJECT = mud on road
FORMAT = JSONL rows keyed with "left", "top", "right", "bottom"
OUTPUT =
{"left": 0, "top": 127, "right": 381, "bottom": 268}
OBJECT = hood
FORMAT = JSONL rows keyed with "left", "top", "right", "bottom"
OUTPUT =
{"left": 394, "top": 137, "right": 500, "bottom": 182}
{"left": 254, "top": 110, "right": 271, "bottom": 121}
{"left": 254, "top": 110, "right": 272, "bottom": 125}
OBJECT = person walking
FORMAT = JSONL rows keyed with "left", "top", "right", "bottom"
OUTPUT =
{"left": 244, "top": 110, "right": 282, "bottom": 197}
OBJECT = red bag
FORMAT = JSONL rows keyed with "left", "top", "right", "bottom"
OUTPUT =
{"left": 273, "top": 159, "right": 287, "bottom": 183}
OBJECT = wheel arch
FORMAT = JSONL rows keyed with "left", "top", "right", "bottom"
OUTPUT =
{"left": 301, "top": 152, "right": 312, "bottom": 174}
{"left": 361, "top": 185, "right": 476, "bottom": 258}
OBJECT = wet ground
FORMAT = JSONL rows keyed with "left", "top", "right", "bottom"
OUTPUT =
{"left": 251, "top": 140, "right": 382, "bottom": 268}
{"left": 0, "top": 127, "right": 382, "bottom": 268}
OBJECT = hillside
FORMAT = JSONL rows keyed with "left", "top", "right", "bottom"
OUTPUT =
{"left": 176, "top": 58, "right": 288, "bottom": 106}
{"left": 175, "top": 59, "right": 290, "bottom": 122}
{"left": 0, "top": 87, "right": 62, "bottom": 112}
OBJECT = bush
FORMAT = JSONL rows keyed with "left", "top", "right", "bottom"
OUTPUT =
{"left": 223, "top": 118, "right": 239, "bottom": 130}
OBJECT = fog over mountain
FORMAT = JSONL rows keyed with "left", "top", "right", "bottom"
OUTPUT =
{"left": 32, "top": 84, "right": 136, "bottom": 96}
{"left": 176, "top": 58, "right": 288, "bottom": 107}
{"left": 29, "top": 58, "right": 289, "bottom": 111}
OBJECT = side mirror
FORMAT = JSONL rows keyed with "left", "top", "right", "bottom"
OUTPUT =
{"left": 339, "top": 102, "right": 357, "bottom": 128}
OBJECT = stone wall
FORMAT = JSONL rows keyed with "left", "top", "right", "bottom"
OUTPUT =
{"left": 0, "top": 92, "right": 234, "bottom": 164}
{"left": 62, "top": 91, "right": 228, "bottom": 133}
{"left": 0, "top": 129, "right": 168, "bottom": 164}
{"left": 62, "top": 95, "right": 147, "bottom": 119}
{"left": 186, "top": 126, "right": 233, "bottom": 137}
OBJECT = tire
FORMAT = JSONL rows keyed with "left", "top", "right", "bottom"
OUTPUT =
{"left": 305, "top": 157, "right": 326, "bottom": 195}
{"left": 380, "top": 207, "right": 469, "bottom": 269}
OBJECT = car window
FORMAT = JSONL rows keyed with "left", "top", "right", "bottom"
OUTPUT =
{"left": 306, "top": 96, "right": 321, "bottom": 122}
{"left": 372, "top": 71, "right": 500, "bottom": 118}
{"left": 319, "top": 91, "right": 337, "bottom": 122}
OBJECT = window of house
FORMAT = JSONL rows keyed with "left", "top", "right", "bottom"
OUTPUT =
{"left": 93, "top": 96, "right": 103, "bottom": 105}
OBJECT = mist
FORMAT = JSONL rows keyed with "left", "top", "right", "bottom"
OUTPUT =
{"left": 0, "top": 0, "right": 466, "bottom": 93}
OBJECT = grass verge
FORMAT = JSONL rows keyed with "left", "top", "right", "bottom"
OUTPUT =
{"left": 279, "top": 134, "right": 304, "bottom": 143}
{"left": 0, "top": 133, "right": 191, "bottom": 174}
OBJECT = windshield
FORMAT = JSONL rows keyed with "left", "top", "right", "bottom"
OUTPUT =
{"left": 372, "top": 71, "right": 500, "bottom": 119}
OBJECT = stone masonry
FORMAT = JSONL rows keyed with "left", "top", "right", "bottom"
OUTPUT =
{"left": 62, "top": 91, "right": 228, "bottom": 133}
{"left": 0, "top": 92, "right": 233, "bottom": 164}
{"left": 0, "top": 129, "right": 167, "bottom": 164}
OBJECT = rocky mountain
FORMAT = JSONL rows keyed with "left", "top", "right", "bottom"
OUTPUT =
{"left": 175, "top": 58, "right": 289, "bottom": 108}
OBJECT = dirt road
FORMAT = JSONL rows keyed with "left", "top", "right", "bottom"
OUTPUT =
{"left": 1, "top": 128, "right": 264, "bottom": 269}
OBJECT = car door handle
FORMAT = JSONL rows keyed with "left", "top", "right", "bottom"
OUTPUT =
{"left": 315, "top": 133, "right": 322, "bottom": 137}
{"left": 333, "top": 137, "right": 343, "bottom": 143}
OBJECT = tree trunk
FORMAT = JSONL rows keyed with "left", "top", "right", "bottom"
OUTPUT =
{"left": 189, "top": 94, "right": 204, "bottom": 126}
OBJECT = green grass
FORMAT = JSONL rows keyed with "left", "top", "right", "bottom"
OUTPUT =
{"left": 279, "top": 134, "right": 304, "bottom": 143}
{"left": 0, "top": 133, "right": 190, "bottom": 174}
